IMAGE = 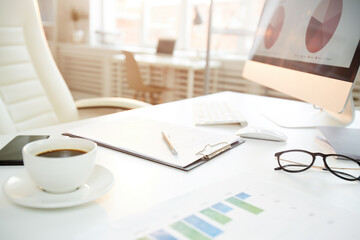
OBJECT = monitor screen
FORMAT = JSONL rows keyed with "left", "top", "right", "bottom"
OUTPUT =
{"left": 249, "top": 0, "right": 360, "bottom": 83}
{"left": 243, "top": 0, "right": 360, "bottom": 127}
{"left": 156, "top": 39, "right": 176, "bottom": 55}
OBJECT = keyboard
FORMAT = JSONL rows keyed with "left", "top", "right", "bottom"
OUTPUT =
{"left": 192, "top": 101, "right": 248, "bottom": 126}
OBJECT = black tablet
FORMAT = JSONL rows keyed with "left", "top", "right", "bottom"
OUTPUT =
{"left": 0, "top": 135, "right": 49, "bottom": 165}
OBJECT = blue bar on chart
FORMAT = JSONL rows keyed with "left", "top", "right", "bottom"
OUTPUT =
{"left": 235, "top": 192, "right": 250, "bottom": 200}
{"left": 211, "top": 202, "right": 233, "bottom": 213}
{"left": 184, "top": 215, "right": 223, "bottom": 237}
{"left": 149, "top": 229, "right": 177, "bottom": 240}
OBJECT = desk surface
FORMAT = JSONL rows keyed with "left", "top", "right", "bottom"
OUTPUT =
{"left": 1, "top": 92, "right": 359, "bottom": 240}
{"left": 113, "top": 53, "right": 221, "bottom": 70}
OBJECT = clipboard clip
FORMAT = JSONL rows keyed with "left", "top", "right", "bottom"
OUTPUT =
{"left": 196, "top": 142, "right": 231, "bottom": 160}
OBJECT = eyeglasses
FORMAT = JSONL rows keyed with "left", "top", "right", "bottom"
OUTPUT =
{"left": 274, "top": 149, "right": 360, "bottom": 181}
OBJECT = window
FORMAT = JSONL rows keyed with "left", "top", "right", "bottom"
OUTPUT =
{"left": 91, "top": 0, "right": 265, "bottom": 57}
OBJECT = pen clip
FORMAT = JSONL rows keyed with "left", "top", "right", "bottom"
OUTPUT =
{"left": 196, "top": 142, "right": 231, "bottom": 160}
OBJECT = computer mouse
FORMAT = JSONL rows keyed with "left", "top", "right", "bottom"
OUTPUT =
{"left": 236, "top": 127, "right": 287, "bottom": 142}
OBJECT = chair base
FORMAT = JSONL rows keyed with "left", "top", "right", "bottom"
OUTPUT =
{"left": 134, "top": 91, "right": 163, "bottom": 105}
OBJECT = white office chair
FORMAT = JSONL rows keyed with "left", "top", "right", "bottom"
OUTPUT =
{"left": 0, "top": 0, "right": 151, "bottom": 134}
{"left": 122, "top": 51, "right": 170, "bottom": 104}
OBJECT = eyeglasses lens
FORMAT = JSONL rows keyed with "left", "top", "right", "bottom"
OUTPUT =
{"left": 278, "top": 151, "right": 313, "bottom": 172}
{"left": 325, "top": 155, "right": 360, "bottom": 180}
{"left": 279, "top": 151, "right": 313, "bottom": 172}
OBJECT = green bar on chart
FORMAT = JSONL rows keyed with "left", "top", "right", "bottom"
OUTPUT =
{"left": 226, "top": 197, "right": 263, "bottom": 215}
{"left": 200, "top": 208, "right": 232, "bottom": 224}
{"left": 171, "top": 221, "right": 211, "bottom": 240}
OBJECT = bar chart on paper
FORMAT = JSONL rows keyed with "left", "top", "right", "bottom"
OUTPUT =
{"left": 113, "top": 174, "right": 359, "bottom": 240}
{"left": 138, "top": 191, "right": 263, "bottom": 240}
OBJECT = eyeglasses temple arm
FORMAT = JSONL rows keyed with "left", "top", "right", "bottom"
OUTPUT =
{"left": 277, "top": 158, "right": 360, "bottom": 171}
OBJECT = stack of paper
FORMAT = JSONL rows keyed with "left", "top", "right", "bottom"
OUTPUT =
{"left": 317, "top": 126, "right": 360, "bottom": 160}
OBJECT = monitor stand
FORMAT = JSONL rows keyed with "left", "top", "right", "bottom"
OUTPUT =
{"left": 262, "top": 96, "right": 355, "bottom": 129}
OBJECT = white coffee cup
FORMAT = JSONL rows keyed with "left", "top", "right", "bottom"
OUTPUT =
{"left": 22, "top": 137, "right": 97, "bottom": 194}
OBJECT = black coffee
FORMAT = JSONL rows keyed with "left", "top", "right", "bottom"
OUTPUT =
{"left": 37, "top": 149, "right": 87, "bottom": 158}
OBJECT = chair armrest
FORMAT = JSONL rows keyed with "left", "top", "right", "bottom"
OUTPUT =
{"left": 75, "top": 97, "right": 152, "bottom": 110}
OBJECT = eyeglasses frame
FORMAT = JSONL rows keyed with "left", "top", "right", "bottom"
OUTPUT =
{"left": 274, "top": 149, "right": 360, "bottom": 181}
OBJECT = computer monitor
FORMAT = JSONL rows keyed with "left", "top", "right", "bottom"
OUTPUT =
{"left": 156, "top": 39, "right": 176, "bottom": 56}
{"left": 243, "top": 0, "right": 360, "bottom": 128}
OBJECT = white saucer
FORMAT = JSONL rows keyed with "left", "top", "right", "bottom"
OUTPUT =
{"left": 2, "top": 165, "right": 114, "bottom": 209}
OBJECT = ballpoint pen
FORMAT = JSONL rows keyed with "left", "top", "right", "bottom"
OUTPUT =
{"left": 161, "top": 131, "right": 178, "bottom": 155}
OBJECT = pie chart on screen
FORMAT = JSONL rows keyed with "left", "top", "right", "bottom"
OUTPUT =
{"left": 264, "top": 6, "right": 285, "bottom": 49}
{"left": 306, "top": 0, "right": 342, "bottom": 53}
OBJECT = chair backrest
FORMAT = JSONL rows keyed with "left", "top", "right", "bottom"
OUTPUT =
{"left": 122, "top": 51, "right": 147, "bottom": 91}
{"left": 0, "top": 0, "right": 78, "bottom": 134}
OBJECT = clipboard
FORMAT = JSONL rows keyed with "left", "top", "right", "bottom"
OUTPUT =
{"left": 63, "top": 117, "right": 244, "bottom": 171}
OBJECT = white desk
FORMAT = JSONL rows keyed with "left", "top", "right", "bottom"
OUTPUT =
{"left": 113, "top": 54, "right": 221, "bottom": 98}
{"left": 1, "top": 92, "right": 359, "bottom": 240}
